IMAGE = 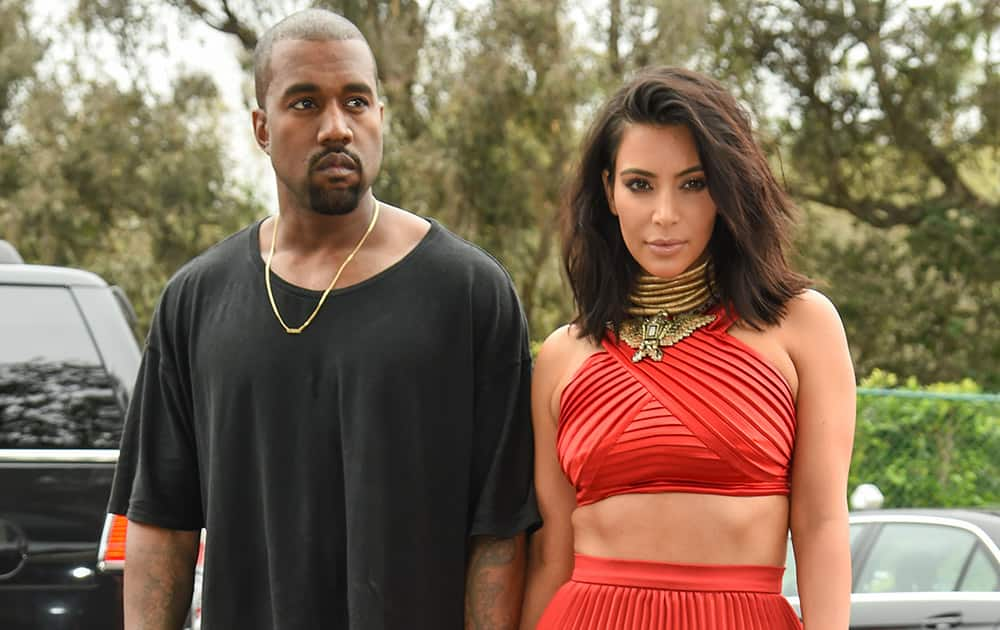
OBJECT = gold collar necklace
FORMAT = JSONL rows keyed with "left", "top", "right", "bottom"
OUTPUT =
{"left": 618, "top": 259, "right": 717, "bottom": 362}
{"left": 264, "top": 201, "right": 381, "bottom": 334}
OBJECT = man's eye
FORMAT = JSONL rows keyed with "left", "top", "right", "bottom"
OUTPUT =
{"left": 625, "top": 179, "right": 652, "bottom": 192}
{"left": 682, "top": 177, "right": 707, "bottom": 191}
{"left": 290, "top": 98, "right": 315, "bottom": 110}
{"left": 346, "top": 97, "right": 369, "bottom": 109}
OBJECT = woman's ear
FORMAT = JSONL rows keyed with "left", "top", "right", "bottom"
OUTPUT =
{"left": 602, "top": 169, "right": 617, "bottom": 216}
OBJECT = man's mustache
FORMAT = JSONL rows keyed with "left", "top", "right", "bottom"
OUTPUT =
{"left": 309, "top": 148, "right": 362, "bottom": 172}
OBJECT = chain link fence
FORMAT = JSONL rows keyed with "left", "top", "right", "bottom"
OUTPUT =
{"left": 849, "top": 371, "right": 1000, "bottom": 508}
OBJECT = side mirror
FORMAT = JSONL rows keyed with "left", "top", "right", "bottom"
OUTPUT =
{"left": 0, "top": 240, "right": 23, "bottom": 264}
{"left": 850, "top": 483, "right": 885, "bottom": 510}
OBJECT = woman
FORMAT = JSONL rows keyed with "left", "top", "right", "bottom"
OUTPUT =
{"left": 520, "top": 67, "right": 855, "bottom": 629}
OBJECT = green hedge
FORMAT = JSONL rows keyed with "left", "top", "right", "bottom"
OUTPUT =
{"left": 849, "top": 370, "right": 1000, "bottom": 508}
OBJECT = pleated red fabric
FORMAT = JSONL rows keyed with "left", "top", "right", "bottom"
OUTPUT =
{"left": 557, "top": 304, "right": 796, "bottom": 507}
{"left": 536, "top": 555, "right": 802, "bottom": 630}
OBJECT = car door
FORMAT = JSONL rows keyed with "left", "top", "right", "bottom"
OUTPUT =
{"left": 849, "top": 521, "right": 1000, "bottom": 629}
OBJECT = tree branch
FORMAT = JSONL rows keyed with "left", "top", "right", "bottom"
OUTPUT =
{"left": 178, "top": 0, "right": 258, "bottom": 51}
{"left": 855, "top": 0, "right": 978, "bottom": 208}
{"left": 791, "top": 188, "right": 955, "bottom": 228}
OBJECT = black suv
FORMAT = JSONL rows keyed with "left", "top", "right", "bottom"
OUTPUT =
{"left": 0, "top": 240, "right": 139, "bottom": 629}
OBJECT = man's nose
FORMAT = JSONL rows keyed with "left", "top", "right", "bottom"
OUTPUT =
{"left": 317, "top": 105, "right": 353, "bottom": 145}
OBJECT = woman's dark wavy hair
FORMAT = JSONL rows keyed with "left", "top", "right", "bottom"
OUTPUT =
{"left": 563, "top": 66, "right": 810, "bottom": 343}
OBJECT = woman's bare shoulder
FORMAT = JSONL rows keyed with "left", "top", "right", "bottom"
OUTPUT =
{"left": 780, "top": 289, "right": 850, "bottom": 361}
{"left": 535, "top": 324, "right": 605, "bottom": 401}
{"left": 782, "top": 289, "right": 845, "bottom": 332}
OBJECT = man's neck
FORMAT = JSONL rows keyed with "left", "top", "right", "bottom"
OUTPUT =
{"left": 275, "top": 193, "right": 379, "bottom": 254}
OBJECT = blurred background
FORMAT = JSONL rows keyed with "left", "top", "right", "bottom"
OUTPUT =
{"left": 1, "top": 0, "right": 998, "bottom": 506}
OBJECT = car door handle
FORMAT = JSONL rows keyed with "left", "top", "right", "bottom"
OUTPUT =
{"left": 922, "top": 612, "right": 962, "bottom": 629}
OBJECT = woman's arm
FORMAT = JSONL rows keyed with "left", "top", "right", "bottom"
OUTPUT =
{"left": 519, "top": 327, "right": 580, "bottom": 630}
{"left": 785, "top": 290, "right": 856, "bottom": 630}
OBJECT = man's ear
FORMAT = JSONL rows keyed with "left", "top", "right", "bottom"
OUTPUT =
{"left": 602, "top": 169, "right": 617, "bottom": 216}
{"left": 252, "top": 109, "right": 270, "bottom": 155}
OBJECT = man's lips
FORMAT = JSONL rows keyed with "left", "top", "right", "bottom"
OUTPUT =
{"left": 312, "top": 152, "right": 358, "bottom": 174}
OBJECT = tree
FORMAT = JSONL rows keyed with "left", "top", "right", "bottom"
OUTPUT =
{"left": 1, "top": 2, "right": 265, "bottom": 332}
{"left": 75, "top": 0, "right": 583, "bottom": 332}
{"left": 31, "top": 0, "right": 1000, "bottom": 388}
{"left": 702, "top": 0, "right": 1000, "bottom": 387}
{"left": 0, "top": 0, "right": 44, "bottom": 205}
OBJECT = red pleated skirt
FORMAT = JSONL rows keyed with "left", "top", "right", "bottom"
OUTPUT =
{"left": 536, "top": 554, "right": 802, "bottom": 629}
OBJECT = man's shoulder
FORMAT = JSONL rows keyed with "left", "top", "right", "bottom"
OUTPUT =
{"left": 421, "top": 219, "right": 515, "bottom": 287}
{"left": 161, "top": 221, "right": 259, "bottom": 297}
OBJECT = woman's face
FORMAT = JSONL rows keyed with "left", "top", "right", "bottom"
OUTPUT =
{"left": 604, "top": 123, "right": 717, "bottom": 279}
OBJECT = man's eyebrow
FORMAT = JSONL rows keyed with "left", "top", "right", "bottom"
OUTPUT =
{"left": 280, "top": 81, "right": 375, "bottom": 100}
{"left": 280, "top": 82, "right": 319, "bottom": 99}
{"left": 342, "top": 82, "right": 375, "bottom": 97}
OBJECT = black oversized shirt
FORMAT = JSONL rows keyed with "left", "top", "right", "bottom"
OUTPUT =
{"left": 108, "top": 218, "right": 539, "bottom": 629}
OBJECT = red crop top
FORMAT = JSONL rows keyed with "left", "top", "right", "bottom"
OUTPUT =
{"left": 557, "top": 305, "right": 796, "bottom": 507}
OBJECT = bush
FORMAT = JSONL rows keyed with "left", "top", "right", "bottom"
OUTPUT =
{"left": 849, "top": 370, "right": 1000, "bottom": 508}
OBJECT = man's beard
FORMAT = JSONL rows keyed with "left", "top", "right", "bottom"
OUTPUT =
{"left": 308, "top": 182, "right": 362, "bottom": 216}
{"left": 306, "top": 147, "right": 365, "bottom": 216}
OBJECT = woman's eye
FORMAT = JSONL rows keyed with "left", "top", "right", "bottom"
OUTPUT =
{"left": 624, "top": 179, "right": 652, "bottom": 192}
{"left": 682, "top": 177, "right": 707, "bottom": 191}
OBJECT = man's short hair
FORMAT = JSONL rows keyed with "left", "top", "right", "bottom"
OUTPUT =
{"left": 253, "top": 9, "right": 378, "bottom": 108}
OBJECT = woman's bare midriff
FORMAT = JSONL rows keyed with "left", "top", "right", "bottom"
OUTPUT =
{"left": 571, "top": 492, "right": 790, "bottom": 566}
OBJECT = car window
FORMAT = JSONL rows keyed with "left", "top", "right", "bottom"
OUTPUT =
{"left": 959, "top": 544, "right": 1000, "bottom": 592}
{"left": 782, "top": 522, "right": 868, "bottom": 597}
{"left": 849, "top": 522, "right": 867, "bottom": 550}
{"left": 856, "top": 523, "right": 978, "bottom": 593}
{"left": 0, "top": 285, "right": 124, "bottom": 448}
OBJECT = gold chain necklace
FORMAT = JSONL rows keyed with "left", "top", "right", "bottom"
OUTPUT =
{"left": 264, "top": 201, "right": 380, "bottom": 334}
{"left": 618, "top": 259, "right": 717, "bottom": 362}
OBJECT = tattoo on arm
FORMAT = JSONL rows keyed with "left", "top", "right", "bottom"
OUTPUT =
{"left": 465, "top": 535, "right": 526, "bottom": 630}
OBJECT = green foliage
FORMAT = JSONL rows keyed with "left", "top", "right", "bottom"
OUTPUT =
{"left": 850, "top": 370, "right": 1000, "bottom": 508}
{"left": 0, "top": 61, "right": 264, "bottom": 332}
{"left": 706, "top": 0, "right": 1000, "bottom": 387}
{"left": 4, "top": 0, "right": 998, "bottom": 391}
{"left": 0, "top": 0, "right": 43, "bottom": 133}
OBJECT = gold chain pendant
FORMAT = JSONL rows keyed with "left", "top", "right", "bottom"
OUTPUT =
{"left": 618, "top": 311, "right": 717, "bottom": 362}
{"left": 265, "top": 201, "right": 381, "bottom": 334}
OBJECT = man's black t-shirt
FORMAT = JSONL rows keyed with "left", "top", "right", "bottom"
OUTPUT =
{"left": 108, "top": 217, "right": 540, "bottom": 629}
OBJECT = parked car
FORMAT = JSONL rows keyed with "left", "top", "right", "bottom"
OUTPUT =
{"left": 784, "top": 508, "right": 1000, "bottom": 628}
{"left": 0, "top": 241, "right": 140, "bottom": 629}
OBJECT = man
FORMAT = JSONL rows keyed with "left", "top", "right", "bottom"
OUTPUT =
{"left": 108, "top": 9, "right": 538, "bottom": 629}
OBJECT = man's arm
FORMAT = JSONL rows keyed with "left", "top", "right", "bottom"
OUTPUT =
{"left": 123, "top": 520, "right": 200, "bottom": 630}
{"left": 465, "top": 534, "right": 527, "bottom": 630}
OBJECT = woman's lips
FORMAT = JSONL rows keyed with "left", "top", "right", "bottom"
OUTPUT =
{"left": 646, "top": 239, "right": 686, "bottom": 255}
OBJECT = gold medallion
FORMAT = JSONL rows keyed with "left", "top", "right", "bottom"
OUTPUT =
{"left": 618, "top": 311, "right": 717, "bottom": 362}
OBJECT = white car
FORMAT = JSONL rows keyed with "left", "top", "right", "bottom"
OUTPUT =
{"left": 784, "top": 509, "right": 1000, "bottom": 628}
